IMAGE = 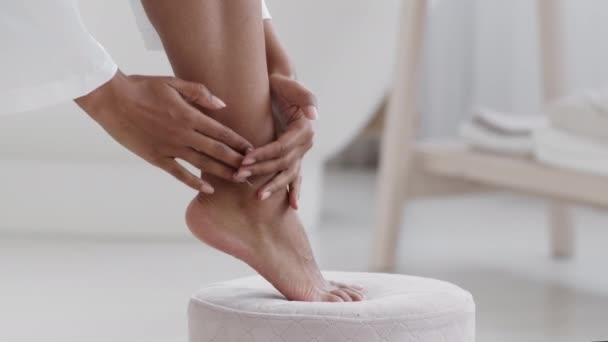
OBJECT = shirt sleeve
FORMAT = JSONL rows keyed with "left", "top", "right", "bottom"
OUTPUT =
{"left": 130, "top": 0, "right": 272, "bottom": 51}
{"left": 0, "top": 0, "right": 117, "bottom": 115}
{"left": 262, "top": 0, "right": 272, "bottom": 20}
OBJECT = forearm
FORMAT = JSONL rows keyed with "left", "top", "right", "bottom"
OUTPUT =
{"left": 264, "top": 21, "right": 296, "bottom": 79}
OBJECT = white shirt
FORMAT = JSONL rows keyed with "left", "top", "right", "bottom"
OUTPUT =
{"left": 0, "top": 0, "right": 271, "bottom": 115}
{"left": 130, "top": 0, "right": 271, "bottom": 50}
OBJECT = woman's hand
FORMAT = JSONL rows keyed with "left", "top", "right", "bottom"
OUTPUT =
{"left": 235, "top": 74, "right": 317, "bottom": 209}
{"left": 76, "top": 71, "right": 253, "bottom": 193}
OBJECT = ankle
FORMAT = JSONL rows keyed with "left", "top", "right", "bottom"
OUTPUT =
{"left": 197, "top": 177, "right": 289, "bottom": 214}
{"left": 205, "top": 171, "right": 279, "bottom": 200}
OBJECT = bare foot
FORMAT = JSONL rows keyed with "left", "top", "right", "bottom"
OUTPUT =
{"left": 186, "top": 188, "right": 365, "bottom": 302}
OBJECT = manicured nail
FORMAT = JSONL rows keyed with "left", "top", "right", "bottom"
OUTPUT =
{"left": 242, "top": 156, "right": 256, "bottom": 166}
{"left": 308, "top": 106, "right": 319, "bottom": 120}
{"left": 200, "top": 184, "right": 215, "bottom": 194}
{"left": 211, "top": 95, "right": 226, "bottom": 108}
{"left": 260, "top": 191, "right": 271, "bottom": 201}
{"left": 236, "top": 170, "right": 252, "bottom": 179}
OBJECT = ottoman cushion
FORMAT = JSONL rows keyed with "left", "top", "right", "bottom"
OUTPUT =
{"left": 188, "top": 272, "right": 475, "bottom": 342}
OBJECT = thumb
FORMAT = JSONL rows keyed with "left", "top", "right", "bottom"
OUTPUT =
{"left": 167, "top": 78, "right": 226, "bottom": 110}
{"left": 301, "top": 105, "right": 319, "bottom": 120}
{"left": 271, "top": 75, "right": 318, "bottom": 120}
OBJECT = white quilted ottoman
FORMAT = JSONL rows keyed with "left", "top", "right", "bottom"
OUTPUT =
{"left": 188, "top": 272, "right": 475, "bottom": 342}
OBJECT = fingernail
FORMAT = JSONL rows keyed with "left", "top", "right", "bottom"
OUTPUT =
{"left": 236, "top": 170, "right": 252, "bottom": 179}
{"left": 260, "top": 191, "right": 271, "bottom": 201}
{"left": 200, "top": 184, "right": 215, "bottom": 194}
{"left": 246, "top": 147, "right": 255, "bottom": 154}
{"left": 308, "top": 106, "right": 319, "bottom": 120}
{"left": 211, "top": 96, "right": 227, "bottom": 108}
{"left": 242, "top": 156, "right": 256, "bottom": 166}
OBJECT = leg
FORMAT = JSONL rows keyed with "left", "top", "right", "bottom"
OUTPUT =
{"left": 537, "top": 0, "right": 575, "bottom": 259}
{"left": 142, "top": 0, "right": 363, "bottom": 302}
{"left": 548, "top": 203, "right": 575, "bottom": 258}
{"left": 371, "top": 0, "right": 427, "bottom": 272}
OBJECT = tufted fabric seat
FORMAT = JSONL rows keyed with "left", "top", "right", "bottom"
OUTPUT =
{"left": 188, "top": 272, "right": 475, "bottom": 342}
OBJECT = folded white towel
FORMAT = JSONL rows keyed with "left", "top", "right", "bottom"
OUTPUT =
{"left": 472, "top": 107, "right": 547, "bottom": 134}
{"left": 534, "top": 126, "right": 608, "bottom": 176}
{"left": 459, "top": 107, "right": 547, "bottom": 156}
{"left": 547, "top": 88, "right": 608, "bottom": 143}
{"left": 459, "top": 122, "right": 535, "bottom": 156}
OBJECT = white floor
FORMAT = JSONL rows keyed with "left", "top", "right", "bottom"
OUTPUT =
{"left": 2, "top": 168, "right": 608, "bottom": 342}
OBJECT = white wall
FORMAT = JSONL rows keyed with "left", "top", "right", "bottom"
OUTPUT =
{"left": 0, "top": 2, "right": 171, "bottom": 163}
{"left": 420, "top": 0, "right": 608, "bottom": 137}
{"left": 0, "top": 1, "right": 400, "bottom": 236}
{"left": 419, "top": 0, "right": 476, "bottom": 138}
{"left": 562, "top": 0, "right": 608, "bottom": 91}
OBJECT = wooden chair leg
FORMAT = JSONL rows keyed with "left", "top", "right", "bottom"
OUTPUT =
{"left": 537, "top": 0, "right": 575, "bottom": 259}
{"left": 371, "top": 0, "right": 428, "bottom": 272}
{"left": 549, "top": 203, "right": 575, "bottom": 258}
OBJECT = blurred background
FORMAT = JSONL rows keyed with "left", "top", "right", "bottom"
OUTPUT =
{"left": 1, "top": 0, "right": 608, "bottom": 341}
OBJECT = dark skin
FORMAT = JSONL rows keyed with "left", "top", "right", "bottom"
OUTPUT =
{"left": 75, "top": 13, "right": 316, "bottom": 206}
{"left": 139, "top": 0, "right": 365, "bottom": 302}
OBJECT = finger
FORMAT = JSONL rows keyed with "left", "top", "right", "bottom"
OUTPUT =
{"left": 240, "top": 151, "right": 300, "bottom": 179}
{"left": 258, "top": 167, "right": 298, "bottom": 201}
{"left": 162, "top": 159, "right": 214, "bottom": 194}
{"left": 301, "top": 105, "right": 319, "bottom": 120}
{"left": 179, "top": 149, "right": 239, "bottom": 182}
{"left": 271, "top": 74, "right": 318, "bottom": 109}
{"left": 187, "top": 131, "right": 245, "bottom": 169}
{"left": 239, "top": 155, "right": 296, "bottom": 180}
{"left": 288, "top": 174, "right": 302, "bottom": 210}
{"left": 167, "top": 78, "right": 226, "bottom": 109}
{"left": 194, "top": 114, "right": 254, "bottom": 154}
{"left": 170, "top": 99, "right": 253, "bottom": 154}
{"left": 242, "top": 131, "right": 305, "bottom": 165}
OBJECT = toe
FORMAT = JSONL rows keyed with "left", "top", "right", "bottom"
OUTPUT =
{"left": 341, "top": 288, "right": 365, "bottom": 302}
{"left": 346, "top": 286, "right": 366, "bottom": 299}
{"left": 331, "top": 281, "right": 365, "bottom": 292}
{"left": 324, "top": 294, "right": 344, "bottom": 302}
{"left": 333, "top": 283, "right": 366, "bottom": 300}
{"left": 331, "top": 289, "right": 352, "bottom": 302}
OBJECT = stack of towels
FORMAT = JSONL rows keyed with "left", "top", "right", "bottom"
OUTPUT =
{"left": 536, "top": 89, "right": 608, "bottom": 175}
{"left": 459, "top": 107, "right": 547, "bottom": 157}
{"left": 460, "top": 89, "right": 608, "bottom": 176}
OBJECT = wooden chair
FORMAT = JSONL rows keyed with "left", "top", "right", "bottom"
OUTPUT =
{"left": 371, "top": 0, "right": 608, "bottom": 272}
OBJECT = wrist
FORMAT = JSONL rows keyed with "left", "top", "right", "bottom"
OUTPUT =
{"left": 75, "top": 70, "right": 127, "bottom": 117}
